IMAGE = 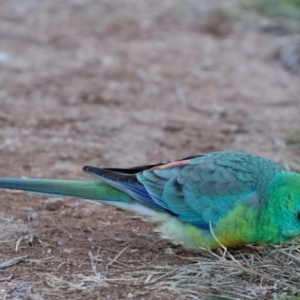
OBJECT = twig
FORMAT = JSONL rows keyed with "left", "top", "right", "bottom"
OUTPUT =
{"left": 15, "top": 234, "right": 34, "bottom": 252}
{"left": 0, "top": 255, "right": 27, "bottom": 269}
{"left": 106, "top": 245, "right": 130, "bottom": 270}
{"left": 0, "top": 274, "right": 13, "bottom": 282}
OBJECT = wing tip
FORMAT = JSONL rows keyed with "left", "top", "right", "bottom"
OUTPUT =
{"left": 83, "top": 165, "right": 91, "bottom": 172}
{"left": 83, "top": 165, "right": 103, "bottom": 175}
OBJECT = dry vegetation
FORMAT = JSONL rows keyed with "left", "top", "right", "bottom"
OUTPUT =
{"left": 47, "top": 241, "right": 300, "bottom": 299}
{"left": 0, "top": 0, "right": 300, "bottom": 299}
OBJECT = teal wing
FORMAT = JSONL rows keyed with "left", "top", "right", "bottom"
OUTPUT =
{"left": 85, "top": 151, "right": 283, "bottom": 229}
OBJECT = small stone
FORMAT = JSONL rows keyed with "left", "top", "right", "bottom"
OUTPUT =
{"left": 130, "top": 249, "right": 139, "bottom": 253}
{"left": 57, "top": 240, "right": 65, "bottom": 247}
{"left": 164, "top": 248, "right": 175, "bottom": 255}
{"left": 87, "top": 237, "right": 94, "bottom": 242}
{"left": 27, "top": 212, "right": 38, "bottom": 221}
{"left": 127, "top": 292, "right": 133, "bottom": 298}
{"left": 113, "top": 237, "right": 124, "bottom": 242}
{"left": 45, "top": 198, "right": 65, "bottom": 211}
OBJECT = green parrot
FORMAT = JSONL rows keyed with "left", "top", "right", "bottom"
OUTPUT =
{"left": 0, "top": 151, "right": 300, "bottom": 250}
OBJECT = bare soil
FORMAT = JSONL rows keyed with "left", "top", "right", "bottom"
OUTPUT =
{"left": 0, "top": 1, "right": 299, "bottom": 299}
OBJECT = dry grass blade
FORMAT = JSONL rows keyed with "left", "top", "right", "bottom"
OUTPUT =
{"left": 0, "top": 255, "right": 27, "bottom": 269}
{"left": 15, "top": 234, "right": 34, "bottom": 252}
{"left": 0, "top": 274, "right": 13, "bottom": 282}
{"left": 106, "top": 244, "right": 130, "bottom": 270}
{"left": 46, "top": 273, "right": 109, "bottom": 292}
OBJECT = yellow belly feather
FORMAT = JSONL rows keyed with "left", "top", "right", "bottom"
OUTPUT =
{"left": 153, "top": 204, "right": 257, "bottom": 250}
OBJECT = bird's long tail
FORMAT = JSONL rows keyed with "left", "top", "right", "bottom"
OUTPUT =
{"left": 0, "top": 178, "right": 134, "bottom": 202}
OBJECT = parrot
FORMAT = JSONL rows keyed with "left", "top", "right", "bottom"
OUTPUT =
{"left": 0, "top": 150, "right": 300, "bottom": 250}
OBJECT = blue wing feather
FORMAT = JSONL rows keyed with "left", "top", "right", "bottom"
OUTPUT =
{"left": 84, "top": 151, "right": 283, "bottom": 230}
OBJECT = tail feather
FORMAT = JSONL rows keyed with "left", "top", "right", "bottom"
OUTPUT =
{"left": 0, "top": 178, "right": 134, "bottom": 202}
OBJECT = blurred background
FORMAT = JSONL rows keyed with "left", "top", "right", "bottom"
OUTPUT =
{"left": 0, "top": 0, "right": 300, "bottom": 299}
{"left": 1, "top": 0, "right": 299, "bottom": 176}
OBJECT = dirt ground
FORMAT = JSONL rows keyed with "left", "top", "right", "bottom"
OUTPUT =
{"left": 0, "top": 1, "right": 300, "bottom": 299}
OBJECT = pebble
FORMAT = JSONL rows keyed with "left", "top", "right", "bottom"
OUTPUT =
{"left": 164, "top": 248, "right": 175, "bottom": 255}
{"left": 129, "top": 249, "right": 139, "bottom": 253}
{"left": 27, "top": 212, "right": 38, "bottom": 221}
{"left": 45, "top": 198, "right": 65, "bottom": 211}
{"left": 57, "top": 240, "right": 65, "bottom": 247}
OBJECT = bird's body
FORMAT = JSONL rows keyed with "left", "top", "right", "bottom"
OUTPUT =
{"left": 1, "top": 151, "right": 300, "bottom": 250}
